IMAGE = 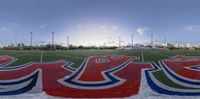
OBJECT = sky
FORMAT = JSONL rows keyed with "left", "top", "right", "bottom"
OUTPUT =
{"left": 1, "top": 0, "right": 200, "bottom": 46}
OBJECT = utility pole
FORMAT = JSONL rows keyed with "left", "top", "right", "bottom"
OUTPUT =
{"left": 30, "top": 32, "right": 32, "bottom": 49}
{"left": 52, "top": 32, "right": 55, "bottom": 50}
{"left": 131, "top": 34, "right": 133, "bottom": 47}
{"left": 151, "top": 33, "right": 153, "bottom": 48}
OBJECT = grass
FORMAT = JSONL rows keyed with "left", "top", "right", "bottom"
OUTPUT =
{"left": 1, "top": 49, "right": 200, "bottom": 88}
{"left": 1, "top": 50, "right": 200, "bottom": 67}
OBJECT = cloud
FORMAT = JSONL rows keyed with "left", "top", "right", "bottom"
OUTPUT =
{"left": 184, "top": 25, "right": 200, "bottom": 33}
{"left": 100, "top": 26, "right": 117, "bottom": 30}
{"left": 0, "top": 22, "right": 19, "bottom": 33}
{"left": 100, "top": 26, "right": 107, "bottom": 29}
{"left": 100, "top": 25, "right": 118, "bottom": 34}
{"left": 136, "top": 27, "right": 150, "bottom": 35}
{"left": 77, "top": 25, "right": 83, "bottom": 29}
{"left": 0, "top": 27, "right": 10, "bottom": 33}
{"left": 40, "top": 24, "right": 48, "bottom": 29}
{"left": 6, "top": 22, "right": 19, "bottom": 28}
{"left": 111, "top": 26, "right": 118, "bottom": 30}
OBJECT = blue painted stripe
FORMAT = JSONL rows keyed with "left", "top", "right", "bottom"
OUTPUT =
{"left": 0, "top": 70, "right": 39, "bottom": 95}
{"left": 0, "top": 62, "right": 32, "bottom": 70}
{"left": 160, "top": 61, "right": 200, "bottom": 85}
{"left": 64, "top": 58, "right": 132, "bottom": 87}
{"left": 145, "top": 70, "right": 200, "bottom": 96}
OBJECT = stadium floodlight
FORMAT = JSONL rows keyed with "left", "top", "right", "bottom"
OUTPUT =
{"left": 52, "top": 32, "right": 55, "bottom": 50}
{"left": 131, "top": 34, "right": 133, "bottom": 47}
{"left": 14, "top": 36, "right": 18, "bottom": 47}
{"left": 151, "top": 33, "right": 153, "bottom": 48}
{"left": 30, "top": 32, "right": 32, "bottom": 48}
{"left": 164, "top": 36, "right": 167, "bottom": 47}
{"left": 118, "top": 36, "right": 124, "bottom": 48}
{"left": 119, "top": 36, "right": 121, "bottom": 48}
{"left": 67, "top": 36, "right": 69, "bottom": 48}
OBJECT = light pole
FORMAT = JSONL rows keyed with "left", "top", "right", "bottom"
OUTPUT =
{"left": 30, "top": 32, "right": 32, "bottom": 49}
{"left": 119, "top": 36, "right": 121, "bottom": 48}
{"left": 67, "top": 36, "right": 69, "bottom": 49}
{"left": 131, "top": 34, "right": 133, "bottom": 47}
{"left": 52, "top": 32, "right": 54, "bottom": 50}
{"left": 15, "top": 36, "right": 18, "bottom": 47}
{"left": 151, "top": 33, "right": 153, "bottom": 48}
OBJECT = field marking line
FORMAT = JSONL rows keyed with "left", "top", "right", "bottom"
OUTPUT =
{"left": 40, "top": 52, "right": 43, "bottom": 62}
{"left": 141, "top": 51, "right": 144, "bottom": 62}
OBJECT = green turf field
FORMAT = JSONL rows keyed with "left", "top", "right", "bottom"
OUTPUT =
{"left": 1, "top": 49, "right": 200, "bottom": 68}
{"left": 1, "top": 49, "right": 200, "bottom": 89}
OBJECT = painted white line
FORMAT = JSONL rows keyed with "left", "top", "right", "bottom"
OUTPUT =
{"left": 141, "top": 51, "right": 144, "bottom": 62}
{"left": 40, "top": 52, "right": 43, "bottom": 62}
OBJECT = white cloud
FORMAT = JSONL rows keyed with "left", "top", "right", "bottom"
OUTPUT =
{"left": 100, "top": 25, "right": 118, "bottom": 30}
{"left": 77, "top": 25, "right": 83, "bottom": 29}
{"left": 40, "top": 24, "right": 48, "bottom": 29}
{"left": 136, "top": 27, "right": 150, "bottom": 35}
{"left": 184, "top": 25, "right": 200, "bottom": 33}
{"left": 0, "top": 22, "right": 19, "bottom": 33}
{"left": 99, "top": 25, "right": 118, "bottom": 34}
{"left": 0, "top": 27, "right": 10, "bottom": 33}
{"left": 100, "top": 26, "right": 107, "bottom": 29}
{"left": 111, "top": 26, "right": 118, "bottom": 31}
{"left": 6, "top": 22, "right": 19, "bottom": 28}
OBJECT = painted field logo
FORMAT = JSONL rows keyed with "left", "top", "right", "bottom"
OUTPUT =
{"left": 1, "top": 55, "right": 200, "bottom": 98}
{"left": 0, "top": 55, "right": 153, "bottom": 98}
{"left": 57, "top": 55, "right": 153, "bottom": 98}
{"left": 146, "top": 55, "right": 200, "bottom": 96}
